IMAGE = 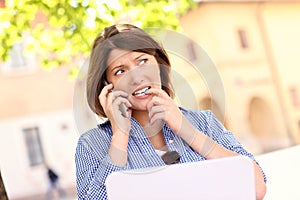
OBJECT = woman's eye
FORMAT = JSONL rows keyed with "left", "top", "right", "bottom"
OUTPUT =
{"left": 139, "top": 58, "right": 148, "bottom": 65}
{"left": 114, "top": 69, "right": 124, "bottom": 76}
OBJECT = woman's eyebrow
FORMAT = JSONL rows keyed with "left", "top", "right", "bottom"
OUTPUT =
{"left": 134, "top": 53, "right": 146, "bottom": 61}
{"left": 110, "top": 64, "right": 124, "bottom": 72}
{"left": 109, "top": 53, "right": 146, "bottom": 72}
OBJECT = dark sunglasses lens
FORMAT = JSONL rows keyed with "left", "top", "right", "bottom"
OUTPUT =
{"left": 161, "top": 151, "right": 180, "bottom": 165}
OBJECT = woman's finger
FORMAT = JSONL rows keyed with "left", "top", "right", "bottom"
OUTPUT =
{"left": 146, "top": 88, "right": 168, "bottom": 97}
{"left": 107, "top": 90, "right": 129, "bottom": 105}
{"left": 113, "top": 96, "right": 131, "bottom": 108}
{"left": 99, "top": 83, "right": 114, "bottom": 106}
{"left": 148, "top": 105, "right": 165, "bottom": 119}
{"left": 149, "top": 112, "right": 166, "bottom": 125}
{"left": 146, "top": 95, "right": 166, "bottom": 111}
{"left": 111, "top": 96, "right": 131, "bottom": 117}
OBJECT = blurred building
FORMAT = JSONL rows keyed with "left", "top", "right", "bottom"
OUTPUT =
{"left": 0, "top": 53, "right": 78, "bottom": 198}
{"left": 1, "top": 0, "right": 300, "bottom": 199}
{"left": 176, "top": 0, "right": 300, "bottom": 154}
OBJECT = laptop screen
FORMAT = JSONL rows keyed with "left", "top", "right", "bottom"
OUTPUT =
{"left": 105, "top": 156, "right": 255, "bottom": 200}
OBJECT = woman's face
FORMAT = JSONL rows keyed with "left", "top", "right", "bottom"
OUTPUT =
{"left": 106, "top": 48, "right": 161, "bottom": 111}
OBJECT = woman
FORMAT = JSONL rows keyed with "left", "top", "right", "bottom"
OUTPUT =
{"left": 75, "top": 24, "right": 266, "bottom": 199}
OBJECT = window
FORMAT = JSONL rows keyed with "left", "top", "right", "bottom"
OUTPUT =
{"left": 23, "top": 127, "right": 45, "bottom": 166}
{"left": 8, "top": 42, "right": 27, "bottom": 68}
{"left": 1, "top": 37, "right": 36, "bottom": 75}
{"left": 4, "top": 42, "right": 30, "bottom": 70}
{"left": 289, "top": 86, "right": 300, "bottom": 107}
{"left": 186, "top": 41, "right": 197, "bottom": 61}
{"left": 237, "top": 29, "right": 249, "bottom": 49}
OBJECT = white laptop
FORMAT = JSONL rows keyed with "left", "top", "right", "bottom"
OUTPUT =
{"left": 105, "top": 156, "right": 255, "bottom": 200}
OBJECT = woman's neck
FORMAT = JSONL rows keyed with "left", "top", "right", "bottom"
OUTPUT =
{"left": 132, "top": 109, "right": 167, "bottom": 150}
{"left": 132, "top": 109, "right": 149, "bottom": 127}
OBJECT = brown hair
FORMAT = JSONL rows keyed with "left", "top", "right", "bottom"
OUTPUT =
{"left": 86, "top": 24, "right": 174, "bottom": 117}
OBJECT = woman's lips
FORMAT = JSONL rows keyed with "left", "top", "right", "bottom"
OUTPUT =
{"left": 132, "top": 86, "right": 151, "bottom": 97}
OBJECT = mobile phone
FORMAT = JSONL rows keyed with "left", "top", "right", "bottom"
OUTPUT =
{"left": 104, "top": 81, "right": 130, "bottom": 118}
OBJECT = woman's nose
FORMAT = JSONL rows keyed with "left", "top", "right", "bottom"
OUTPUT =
{"left": 127, "top": 66, "right": 145, "bottom": 85}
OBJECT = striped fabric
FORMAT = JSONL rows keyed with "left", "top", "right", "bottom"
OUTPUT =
{"left": 75, "top": 107, "right": 266, "bottom": 199}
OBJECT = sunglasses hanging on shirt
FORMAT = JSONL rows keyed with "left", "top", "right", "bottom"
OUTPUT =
{"left": 161, "top": 151, "right": 180, "bottom": 165}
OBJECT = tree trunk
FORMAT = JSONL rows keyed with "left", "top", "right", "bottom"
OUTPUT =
{"left": 0, "top": 171, "right": 8, "bottom": 200}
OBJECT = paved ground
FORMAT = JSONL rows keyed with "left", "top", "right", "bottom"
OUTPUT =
{"left": 14, "top": 195, "right": 77, "bottom": 200}
{"left": 11, "top": 187, "right": 77, "bottom": 200}
{"left": 256, "top": 145, "right": 300, "bottom": 200}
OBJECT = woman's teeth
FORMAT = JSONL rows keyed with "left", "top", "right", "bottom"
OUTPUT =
{"left": 133, "top": 86, "right": 151, "bottom": 96}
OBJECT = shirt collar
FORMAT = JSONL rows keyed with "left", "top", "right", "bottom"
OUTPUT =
{"left": 97, "top": 119, "right": 110, "bottom": 128}
{"left": 97, "top": 117, "right": 175, "bottom": 141}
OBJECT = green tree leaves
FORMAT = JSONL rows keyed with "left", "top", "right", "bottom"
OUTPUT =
{"left": 0, "top": 0, "right": 195, "bottom": 74}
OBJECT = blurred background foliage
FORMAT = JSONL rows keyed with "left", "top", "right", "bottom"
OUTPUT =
{"left": 0, "top": 0, "right": 196, "bottom": 77}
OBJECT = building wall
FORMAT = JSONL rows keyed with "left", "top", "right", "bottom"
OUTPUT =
{"left": 0, "top": 110, "right": 78, "bottom": 199}
{"left": 262, "top": 2, "right": 300, "bottom": 143}
{"left": 0, "top": 66, "right": 74, "bottom": 119}
{"left": 177, "top": 2, "right": 300, "bottom": 153}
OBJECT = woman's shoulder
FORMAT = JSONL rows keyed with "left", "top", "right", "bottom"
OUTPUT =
{"left": 179, "top": 107, "right": 215, "bottom": 133}
{"left": 75, "top": 122, "right": 112, "bottom": 158}
{"left": 78, "top": 120, "right": 112, "bottom": 144}
{"left": 179, "top": 107, "right": 213, "bottom": 119}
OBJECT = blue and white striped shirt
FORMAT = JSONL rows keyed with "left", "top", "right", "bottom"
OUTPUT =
{"left": 75, "top": 108, "right": 266, "bottom": 199}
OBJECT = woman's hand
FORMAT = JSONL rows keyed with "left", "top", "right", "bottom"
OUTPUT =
{"left": 146, "top": 88, "right": 198, "bottom": 144}
{"left": 146, "top": 88, "right": 183, "bottom": 134}
{"left": 99, "top": 83, "right": 131, "bottom": 166}
{"left": 99, "top": 83, "right": 132, "bottom": 134}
